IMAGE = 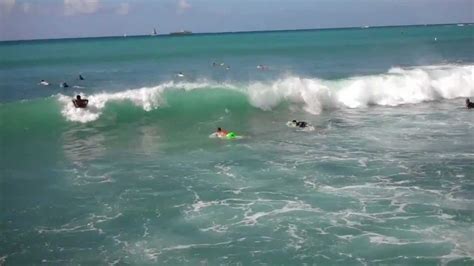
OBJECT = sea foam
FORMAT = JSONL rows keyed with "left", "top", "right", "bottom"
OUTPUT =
{"left": 247, "top": 64, "right": 473, "bottom": 114}
{"left": 58, "top": 64, "right": 473, "bottom": 122}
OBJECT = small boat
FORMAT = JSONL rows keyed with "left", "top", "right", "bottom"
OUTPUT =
{"left": 151, "top": 28, "right": 158, "bottom": 36}
{"left": 169, "top": 30, "right": 192, "bottom": 36}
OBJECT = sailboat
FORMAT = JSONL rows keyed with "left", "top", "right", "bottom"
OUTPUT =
{"left": 151, "top": 28, "right": 158, "bottom": 36}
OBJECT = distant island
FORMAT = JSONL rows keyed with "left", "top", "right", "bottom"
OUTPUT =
{"left": 169, "top": 30, "right": 192, "bottom": 36}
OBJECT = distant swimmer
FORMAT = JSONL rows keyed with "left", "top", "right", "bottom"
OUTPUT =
{"left": 257, "top": 65, "right": 268, "bottom": 70}
{"left": 176, "top": 72, "right": 185, "bottom": 77}
{"left": 79, "top": 74, "right": 84, "bottom": 80}
{"left": 466, "top": 98, "right": 474, "bottom": 109}
{"left": 291, "top": 120, "right": 308, "bottom": 128}
{"left": 216, "top": 127, "right": 228, "bottom": 138}
{"left": 38, "top": 80, "right": 50, "bottom": 86}
{"left": 60, "top": 82, "right": 69, "bottom": 88}
{"left": 225, "top": 66, "right": 230, "bottom": 70}
{"left": 212, "top": 62, "right": 217, "bottom": 67}
{"left": 214, "top": 127, "right": 238, "bottom": 139}
{"left": 72, "top": 95, "right": 89, "bottom": 108}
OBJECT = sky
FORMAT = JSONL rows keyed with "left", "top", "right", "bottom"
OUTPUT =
{"left": 0, "top": 0, "right": 473, "bottom": 41}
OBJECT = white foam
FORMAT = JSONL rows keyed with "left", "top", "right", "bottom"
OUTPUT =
{"left": 58, "top": 80, "right": 235, "bottom": 123}
{"left": 247, "top": 64, "right": 474, "bottom": 113}
{"left": 369, "top": 235, "right": 402, "bottom": 245}
{"left": 287, "top": 224, "right": 306, "bottom": 250}
{"left": 58, "top": 85, "right": 166, "bottom": 123}
{"left": 57, "top": 64, "right": 474, "bottom": 122}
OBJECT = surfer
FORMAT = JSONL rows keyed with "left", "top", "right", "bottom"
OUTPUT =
{"left": 72, "top": 95, "right": 88, "bottom": 108}
{"left": 291, "top": 120, "right": 308, "bottom": 128}
{"left": 466, "top": 98, "right": 474, "bottom": 109}
{"left": 216, "top": 127, "right": 228, "bottom": 138}
{"left": 38, "top": 80, "right": 49, "bottom": 86}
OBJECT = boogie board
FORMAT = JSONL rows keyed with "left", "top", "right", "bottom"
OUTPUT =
{"left": 226, "top": 132, "right": 236, "bottom": 139}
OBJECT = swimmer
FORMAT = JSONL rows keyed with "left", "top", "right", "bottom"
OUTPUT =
{"left": 466, "top": 98, "right": 474, "bottom": 109}
{"left": 79, "top": 74, "right": 84, "bottom": 80}
{"left": 176, "top": 72, "right": 185, "bottom": 77}
{"left": 291, "top": 120, "right": 308, "bottom": 128}
{"left": 60, "top": 82, "right": 69, "bottom": 88}
{"left": 72, "top": 95, "right": 89, "bottom": 108}
{"left": 216, "top": 127, "right": 228, "bottom": 138}
{"left": 38, "top": 80, "right": 50, "bottom": 86}
{"left": 257, "top": 64, "right": 268, "bottom": 70}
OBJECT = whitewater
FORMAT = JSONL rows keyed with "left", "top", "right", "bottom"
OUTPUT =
{"left": 57, "top": 64, "right": 473, "bottom": 123}
{"left": 1, "top": 24, "right": 473, "bottom": 265}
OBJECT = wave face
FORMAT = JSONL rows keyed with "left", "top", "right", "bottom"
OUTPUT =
{"left": 53, "top": 64, "right": 473, "bottom": 123}
{"left": 250, "top": 64, "right": 473, "bottom": 113}
{"left": 57, "top": 81, "right": 239, "bottom": 123}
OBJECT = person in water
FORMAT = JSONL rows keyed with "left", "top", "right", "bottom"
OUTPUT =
{"left": 72, "top": 95, "right": 89, "bottom": 108}
{"left": 60, "top": 82, "right": 69, "bottom": 88}
{"left": 292, "top": 120, "right": 308, "bottom": 128}
{"left": 39, "top": 80, "right": 49, "bottom": 86}
{"left": 216, "top": 127, "right": 228, "bottom": 137}
{"left": 466, "top": 98, "right": 474, "bottom": 109}
{"left": 79, "top": 74, "right": 84, "bottom": 80}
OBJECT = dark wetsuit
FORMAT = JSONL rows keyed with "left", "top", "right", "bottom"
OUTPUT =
{"left": 467, "top": 101, "right": 474, "bottom": 109}
{"left": 296, "top": 121, "right": 307, "bottom": 128}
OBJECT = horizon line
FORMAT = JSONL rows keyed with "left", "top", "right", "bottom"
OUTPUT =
{"left": 1, "top": 22, "right": 472, "bottom": 43}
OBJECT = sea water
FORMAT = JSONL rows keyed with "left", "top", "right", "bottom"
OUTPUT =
{"left": 1, "top": 25, "right": 473, "bottom": 265}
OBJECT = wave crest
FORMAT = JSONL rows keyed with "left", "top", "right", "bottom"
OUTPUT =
{"left": 248, "top": 64, "right": 473, "bottom": 114}
{"left": 58, "top": 64, "right": 474, "bottom": 123}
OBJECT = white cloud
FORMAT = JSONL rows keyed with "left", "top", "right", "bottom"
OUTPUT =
{"left": 177, "top": 0, "right": 191, "bottom": 14}
{"left": 116, "top": 3, "right": 129, "bottom": 15}
{"left": 0, "top": 0, "right": 15, "bottom": 14}
{"left": 64, "top": 0, "right": 100, "bottom": 16}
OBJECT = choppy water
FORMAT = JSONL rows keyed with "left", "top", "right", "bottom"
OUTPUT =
{"left": 1, "top": 24, "right": 473, "bottom": 265}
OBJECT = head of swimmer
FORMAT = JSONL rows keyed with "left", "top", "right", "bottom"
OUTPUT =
{"left": 76, "top": 95, "right": 81, "bottom": 100}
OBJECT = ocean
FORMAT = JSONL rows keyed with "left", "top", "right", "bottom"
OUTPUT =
{"left": 1, "top": 24, "right": 473, "bottom": 265}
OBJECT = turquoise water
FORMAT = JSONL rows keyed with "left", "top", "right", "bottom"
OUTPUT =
{"left": 1, "top": 25, "right": 474, "bottom": 265}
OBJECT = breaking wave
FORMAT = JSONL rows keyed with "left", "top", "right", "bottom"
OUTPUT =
{"left": 51, "top": 64, "right": 473, "bottom": 122}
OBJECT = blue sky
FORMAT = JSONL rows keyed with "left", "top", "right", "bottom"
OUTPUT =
{"left": 1, "top": 0, "right": 473, "bottom": 40}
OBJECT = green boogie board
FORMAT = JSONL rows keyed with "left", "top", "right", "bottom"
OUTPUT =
{"left": 226, "top": 132, "right": 237, "bottom": 139}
